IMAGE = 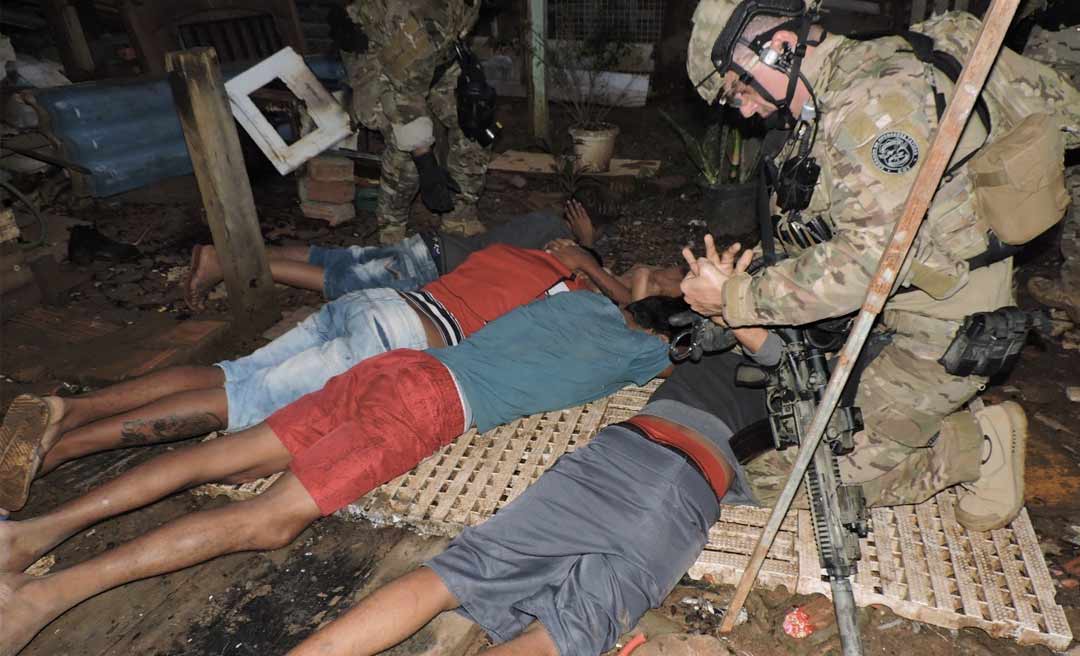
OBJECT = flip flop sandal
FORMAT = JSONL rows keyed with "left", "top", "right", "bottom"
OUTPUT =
{"left": 0, "top": 395, "right": 51, "bottom": 511}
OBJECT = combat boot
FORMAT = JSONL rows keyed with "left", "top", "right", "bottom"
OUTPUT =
{"left": 378, "top": 223, "right": 408, "bottom": 246}
{"left": 440, "top": 204, "right": 486, "bottom": 237}
{"left": 1028, "top": 276, "right": 1080, "bottom": 324}
{"left": 955, "top": 401, "right": 1028, "bottom": 532}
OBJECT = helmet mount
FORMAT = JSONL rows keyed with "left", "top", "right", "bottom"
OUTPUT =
{"left": 709, "top": 0, "right": 823, "bottom": 129}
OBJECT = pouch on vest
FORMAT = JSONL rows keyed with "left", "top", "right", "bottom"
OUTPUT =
{"left": 968, "top": 112, "right": 1068, "bottom": 245}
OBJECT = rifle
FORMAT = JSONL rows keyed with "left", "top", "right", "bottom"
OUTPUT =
{"left": 736, "top": 324, "right": 868, "bottom": 656}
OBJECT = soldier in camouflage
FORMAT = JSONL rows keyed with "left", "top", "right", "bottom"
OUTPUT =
{"left": 681, "top": 0, "right": 1080, "bottom": 530}
{"left": 341, "top": 0, "right": 490, "bottom": 243}
{"left": 1024, "top": 24, "right": 1080, "bottom": 322}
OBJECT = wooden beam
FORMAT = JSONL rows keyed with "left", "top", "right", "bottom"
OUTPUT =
{"left": 526, "top": 0, "right": 549, "bottom": 143}
{"left": 719, "top": 0, "right": 1023, "bottom": 634}
{"left": 44, "top": 0, "right": 95, "bottom": 81}
{"left": 165, "top": 47, "right": 280, "bottom": 332}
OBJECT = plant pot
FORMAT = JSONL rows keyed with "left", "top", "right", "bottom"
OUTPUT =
{"left": 700, "top": 178, "right": 761, "bottom": 240}
{"left": 569, "top": 124, "right": 620, "bottom": 173}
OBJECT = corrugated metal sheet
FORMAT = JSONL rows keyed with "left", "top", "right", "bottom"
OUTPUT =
{"left": 29, "top": 55, "right": 345, "bottom": 197}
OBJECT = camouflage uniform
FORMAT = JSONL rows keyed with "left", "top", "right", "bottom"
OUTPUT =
{"left": 1024, "top": 26, "right": 1080, "bottom": 321}
{"left": 714, "top": 12, "right": 1080, "bottom": 507}
{"left": 345, "top": 0, "right": 490, "bottom": 242}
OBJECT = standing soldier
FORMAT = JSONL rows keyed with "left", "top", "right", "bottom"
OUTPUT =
{"left": 338, "top": 1, "right": 492, "bottom": 243}
{"left": 681, "top": 1, "right": 1080, "bottom": 530}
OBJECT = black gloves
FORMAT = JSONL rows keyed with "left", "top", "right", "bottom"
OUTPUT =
{"left": 413, "top": 151, "right": 460, "bottom": 214}
{"left": 668, "top": 310, "right": 738, "bottom": 362}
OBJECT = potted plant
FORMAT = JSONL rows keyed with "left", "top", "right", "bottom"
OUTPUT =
{"left": 660, "top": 110, "right": 762, "bottom": 239}
{"left": 536, "top": 24, "right": 636, "bottom": 173}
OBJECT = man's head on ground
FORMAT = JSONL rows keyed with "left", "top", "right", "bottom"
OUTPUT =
{"left": 625, "top": 295, "right": 693, "bottom": 342}
{"left": 687, "top": 0, "right": 825, "bottom": 119}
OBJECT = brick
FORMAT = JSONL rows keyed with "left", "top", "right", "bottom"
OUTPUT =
{"left": 306, "top": 156, "right": 354, "bottom": 182}
{"left": 299, "top": 176, "right": 355, "bottom": 204}
{"left": 301, "top": 200, "right": 355, "bottom": 226}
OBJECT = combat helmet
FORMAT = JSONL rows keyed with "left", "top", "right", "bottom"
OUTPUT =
{"left": 688, "top": 0, "right": 822, "bottom": 113}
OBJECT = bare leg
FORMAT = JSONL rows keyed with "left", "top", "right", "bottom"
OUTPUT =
{"left": 287, "top": 567, "right": 459, "bottom": 656}
{"left": 0, "top": 472, "right": 319, "bottom": 656}
{"left": 188, "top": 244, "right": 325, "bottom": 307}
{"left": 0, "top": 422, "right": 288, "bottom": 574}
{"left": 482, "top": 624, "right": 558, "bottom": 656}
{"left": 41, "top": 387, "right": 229, "bottom": 475}
{"left": 288, "top": 568, "right": 559, "bottom": 656}
{"left": 56, "top": 365, "right": 224, "bottom": 433}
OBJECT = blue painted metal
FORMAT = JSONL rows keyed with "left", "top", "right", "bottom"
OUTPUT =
{"left": 31, "top": 55, "right": 346, "bottom": 197}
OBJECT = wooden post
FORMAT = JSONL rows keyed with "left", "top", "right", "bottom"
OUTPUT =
{"left": 526, "top": 0, "right": 549, "bottom": 143}
{"left": 165, "top": 47, "right": 280, "bottom": 333}
{"left": 719, "top": 0, "right": 1022, "bottom": 634}
{"left": 44, "top": 0, "right": 95, "bottom": 81}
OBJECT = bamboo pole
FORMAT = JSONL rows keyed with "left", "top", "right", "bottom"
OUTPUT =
{"left": 719, "top": 0, "right": 1022, "bottom": 633}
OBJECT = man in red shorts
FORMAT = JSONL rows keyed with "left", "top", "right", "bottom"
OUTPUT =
{"left": 0, "top": 285, "right": 685, "bottom": 654}
{"left": 0, "top": 226, "right": 659, "bottom": 512}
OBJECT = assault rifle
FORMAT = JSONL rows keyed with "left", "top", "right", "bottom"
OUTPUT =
{"left": 736, "top": 325, "right": 868, "bottom": 656}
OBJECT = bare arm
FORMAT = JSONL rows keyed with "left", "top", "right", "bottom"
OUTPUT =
{"left": 546, "top": 239, "right": 632, "bottom": 305}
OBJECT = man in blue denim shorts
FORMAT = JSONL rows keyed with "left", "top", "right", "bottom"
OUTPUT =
{"left": 185, "top": 204, "right": 607, "bottom": 309}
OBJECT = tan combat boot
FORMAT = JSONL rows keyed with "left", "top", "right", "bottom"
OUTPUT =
{"left": 955, "top": 401, "right": 1028, "bottom": 532}
{"left": 1027, "top": 276, "right": 1080, "bottom": 324}
{"left": 440, "top": 204, "right": 486, "bottom": 237}
{"left": 378, "top": 223, "right": 408, "bottom": 246}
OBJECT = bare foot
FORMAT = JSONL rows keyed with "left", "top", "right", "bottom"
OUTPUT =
{"left": 0, "top": 519, "right": 54, "bottom": 574}
{"left": 185, "top": 244, "right": 224, "bottom": 311}
{"left": 0, "top": 572, "right": 62, "bottom": 655}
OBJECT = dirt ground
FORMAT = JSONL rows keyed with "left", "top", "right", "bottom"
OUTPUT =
{"left": 4, "top": 95, "right": 1080, "bottom": 655}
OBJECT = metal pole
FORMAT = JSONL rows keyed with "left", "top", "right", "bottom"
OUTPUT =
{"left": 719, "top": 0, "right": 1022, "bottom": 633}
{"left": 831, "top": 578, "right": 862, "bottom": 656}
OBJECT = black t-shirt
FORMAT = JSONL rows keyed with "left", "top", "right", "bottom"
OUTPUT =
{"left": 650, "top": 350, "right": 768, "bottom": 438}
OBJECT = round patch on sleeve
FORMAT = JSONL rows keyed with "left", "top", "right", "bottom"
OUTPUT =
{"left": 870, "top": 131, "right": 919, "bottom": 174}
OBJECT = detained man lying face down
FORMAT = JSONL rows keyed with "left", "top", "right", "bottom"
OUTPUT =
{"left": 185, "top": 201, "right": 609, "bottom": 307}
{"left": 0, "top": 230, "right": 668, "bottom": 512}
{"left": 283, "top": 236, "right": 775, "bottom": 656}
{"left": 0, "top": 287, "right": 685, "bottom": 655}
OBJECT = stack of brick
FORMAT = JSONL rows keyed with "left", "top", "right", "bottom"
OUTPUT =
{"left": 299, "top": 155, "right": 356, "bottom": 225}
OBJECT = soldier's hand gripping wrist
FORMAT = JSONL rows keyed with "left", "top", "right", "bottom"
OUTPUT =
{"left": 412, "top": 151, "right": 461, "bottom": 214}
{"left": 668, "top": 310, "right": 738, "bottom": 362}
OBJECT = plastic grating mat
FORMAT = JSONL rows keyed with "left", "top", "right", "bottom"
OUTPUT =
{"left": 193, "top": 382, "right": 663, "bottom": 534}
{"left": 688, "top": 492, "right": 1072, "bottom": 651}
{"left": 193, "top": 382, "right": 1071, "bottom": 649}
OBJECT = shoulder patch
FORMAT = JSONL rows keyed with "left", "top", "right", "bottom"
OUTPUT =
{"left": 870, "top": 131, "right": 919, "bottom": 174}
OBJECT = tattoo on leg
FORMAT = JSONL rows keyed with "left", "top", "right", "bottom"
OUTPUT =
{"left": 119, "top": 412, "right": 223, "bottom": 447}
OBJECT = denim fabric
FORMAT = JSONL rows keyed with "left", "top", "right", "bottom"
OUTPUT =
{"left": 217, "top": 288, "right": 428, "bottom": 430}
{"left": 308, "top": 234, "right": 439, "bottom": 299}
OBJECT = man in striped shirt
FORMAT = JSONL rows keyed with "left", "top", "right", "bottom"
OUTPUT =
{"left": 0, "top": 233, "right": 677, "bottom": 513}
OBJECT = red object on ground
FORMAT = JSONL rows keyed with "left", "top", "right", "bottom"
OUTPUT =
{"left": 423, "top": 244, "right": 588, "bottom": 336}
{"left": 266, "top": 350, "right": 465, "bottom": 515}
{"left": 617, "top": 634, "right": 648, "bottom": 656}
{"left": 783, "top": 606, "right": 815, "bottom": 638}
{"left": 783, "top": 595, "right": 836, "bottom": 639}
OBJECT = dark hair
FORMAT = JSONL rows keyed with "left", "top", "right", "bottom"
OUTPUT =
{"left": 625, "top": 295, "right": 691, "bottom": 339}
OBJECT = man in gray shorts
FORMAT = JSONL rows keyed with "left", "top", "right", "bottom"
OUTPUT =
{"left": 285, "top": 293, "right": 781, "bottom": 656}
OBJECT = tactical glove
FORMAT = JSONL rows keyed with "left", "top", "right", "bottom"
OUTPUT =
{"left": 668, "top": 310, "right": 738, "bottom": 362}
{"left": 413, "top": 151, "right": 460, "bottom": 214}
